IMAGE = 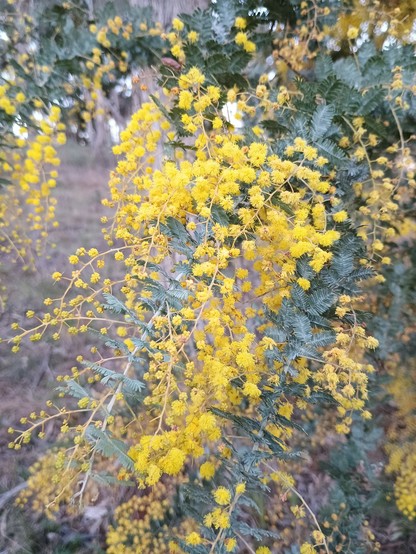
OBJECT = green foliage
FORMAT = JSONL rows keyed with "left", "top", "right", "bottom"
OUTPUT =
{"left": 85, "top": 426, "right": 135, "bottom": 471}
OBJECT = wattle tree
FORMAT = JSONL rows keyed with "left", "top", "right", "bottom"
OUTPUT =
{"left": 2, "top": 0, "right": 416, "bottom": 552}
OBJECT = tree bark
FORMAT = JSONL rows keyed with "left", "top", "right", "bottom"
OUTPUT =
{"left": 129, "top": 0, "right": 210, "bottom": 28}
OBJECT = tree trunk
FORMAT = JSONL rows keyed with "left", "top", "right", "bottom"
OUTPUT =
{"left": 129, "top": 0, "right": 210, "bottom": 28}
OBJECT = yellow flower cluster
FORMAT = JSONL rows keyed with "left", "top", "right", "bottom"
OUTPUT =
{"left": 388, "top": 446, "right": 416, "bottom": 520}
{"left": 271, "top": 2, "right": 331, "bottom": 77}
{"left": 286, "top": 38, "right": 416, "bottom": 273}
{"left": 165, "top": 18, "right": 200, "bottom": 63}
{"left": 315, "top": 296, "right": 377, "bottom": 431}
{"left": 106, "top": 479, "right": 193, "bottom": 553}
{"left": 12, "top": 68, "right": 377, "bottom": 493}
{"left": 100, "top": 91, "right": 373, "bottom": 481}
{"left": 95, "top": 17, "right": 133, "bottom": 47}
{"left": 0, "top": 104, "right": 64, "bottom": 295}
{"left": 235, "top": 31, "right": 256, "bottom": 53}
{"left": 334, "top": 1, "right": 416, "bottom": 45}
{"left": 16, "top": 449, "right": 81, "bottom": 519}
{"left": 385, "top": 356, "right": 416, "bottom": 519}
{"left": 0, "top": 83, "right": 20, "bottom": 115}
{"left": 300, "top": 543, "right": 316, "bottom": 554}
{"left": 341, "top": 113, "right": 406, "bottom": 264}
